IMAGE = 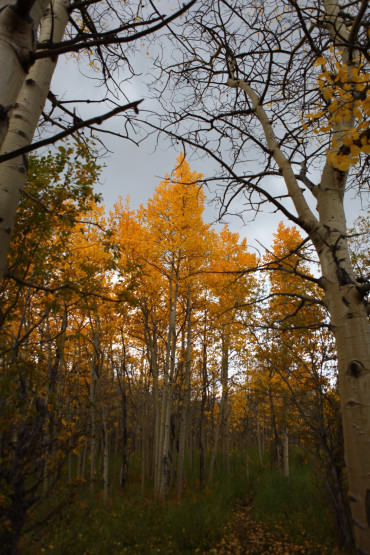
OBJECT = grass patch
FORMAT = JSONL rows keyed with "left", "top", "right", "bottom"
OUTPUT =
{"left": 251, "top": 455, "right": 338, "bottom": 548}
{"left": 23, "top": 467, "right": 248, "bottom": 554}
{"left": 21, "top": 450, "right": 344, "bottom": 553}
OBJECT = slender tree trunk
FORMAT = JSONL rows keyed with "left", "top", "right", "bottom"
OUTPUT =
{"left": 268, "top": 386, "right": 281, "bottom": 470}
{"left": 282, "top": 393, "right": 289, "bottom": 478}
{"left": 176, "top": 286, "right": 192, "bottom": 498}
{"left": 77, "top": 445, "right": 83, "bottom": 479}
{"left": 256, "top": 407, "right": 263, "bottom": 469}
{"left": 90, "top": 329, "right": 110, "bottom": 505}
{"left": 43, "top": 312, "right": 67, "bottom": 492}
{"left": 101, "top": 414, "right": 109, "bottom": 506}
{"left": 82, "top": 441, "right": 88, "bottom": 479}
{"left": 209, "top": 336, "right": 230, "bottom": 485}
{"left": 117, "top": 352, "right": 129, "bottom": 489}
{"left": 156, "top": 272, "right": 174, "bottom": 495}
{"left": 283, "top": 428, "right": 289, "bottom": 478}
{"left": 141, "top": 421, "right": 148, "bottom": 495}
{"left": 220, "top": 335, "right": 230, "bottom": 478}
{"left": 140, "top": 310, "right": 157, "bottom": 489}
{"left": 150, "top": 332, "right": 161, "bottom": 492}
{"left": 209, "top": 401, "right": 222, "bottom": 483}
{"left": 244, "top": 412, "right": 250, "bottom": 481}
{"left": 245, "top": 438, "right": 249, "bottom": 482}
{"left": 89, "top": 339, "right": 97, "bottom": 495}
{"left": 158, "top": 268, "right": 179, "bottom": 499}
{"left": 199, "top": 311, "right": 207, "bottom": 488}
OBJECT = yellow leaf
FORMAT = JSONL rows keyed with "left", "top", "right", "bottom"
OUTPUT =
{"left": 353, "top": 107, "right": 363, "bottom": 120}
{"left": 328, "top": 152, "right": 352, "bottom": 171}
{"left": 350, "top": 144, "right": 361, "bottom": 157}
{"left": 342, "top": 135, "right": 353, "bottom": 147}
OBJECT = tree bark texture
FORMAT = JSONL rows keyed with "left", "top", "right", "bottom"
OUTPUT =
{"left": 316, "top": 174, "right": 370, "bottom": 549}
{"left": 0, "top": 0, "right": 35, "bottom": 149}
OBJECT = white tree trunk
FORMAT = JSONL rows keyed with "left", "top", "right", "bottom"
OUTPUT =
{"left": 101, "top": 410, "right": 110, "bottom": 506}
{"left": 0, "top": 0, "right": 69, "bottom": 279}
{"left": 221, "top": 336, "right": 230, "bottom": 477}
{"left": 209, "top": 338, "right": 229, "bottom": 484}
{"left": 0, "top": 1, "right": 35, "bottom": 148}
{"left": 156, "top": 273, "right": 174, "bottom": 495}
{"left": 151, "top": 336, "right": 161, "bottom": 492}
{"left": 315, "top": 169, "right": 370, "bottom": 550}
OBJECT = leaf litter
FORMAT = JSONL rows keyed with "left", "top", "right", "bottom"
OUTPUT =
{"left": 207, "top": 501, "right": 347, "bottom": 554}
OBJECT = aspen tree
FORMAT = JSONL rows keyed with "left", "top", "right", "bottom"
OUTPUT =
{"left": 0, "top": 0, "right": 69, "bottom": 280}
{"left": 112, "top": 156, "right": 210, "bottom": 498}
{"left": 0, "top": 146, "right": 105, "bottom": 550}
{"left": 207, "top": 226, "right": 257, "bottom": 481}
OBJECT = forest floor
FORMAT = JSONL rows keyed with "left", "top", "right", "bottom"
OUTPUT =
{"left": 24, "top": 458, "right": 352, "bottom": 554}
{"left": 24, "top": 493, "right": 351, "bottom": 554}
{"left": 209, "top": 500, "right": 347, "bottom": 555}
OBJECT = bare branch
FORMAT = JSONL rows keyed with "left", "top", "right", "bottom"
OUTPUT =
{"left": 0, "top": 100, "right": 143, "bottom": 164}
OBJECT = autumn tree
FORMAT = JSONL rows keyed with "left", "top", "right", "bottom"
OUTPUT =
{"left": 0, "top": 141, "right": 108, "bottom": 552}
{"left": 149, "top": 1, "right": 370, "bottom": 549}
{"left": 206, "top": 226, "right": 257, "bottom": 482}
{"left": 110, "top": 155, "right": 260, "bottom": 499}
{"left": 111, "top": 156, "right": 210, "bottom": 497}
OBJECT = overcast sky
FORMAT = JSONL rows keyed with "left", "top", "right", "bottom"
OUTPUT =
{"left": 50, "top": 22, "right": 366, "bottom": 256}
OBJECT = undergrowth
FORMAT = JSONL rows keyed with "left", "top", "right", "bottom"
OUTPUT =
{"left": 251, "top": 451, "right": 339, "bottom": 548}
{"left": 23, "top": 455, "right": 247, "bottom": 554}
{"left": 22, "top": 450, "right": 344, "bottom": 553}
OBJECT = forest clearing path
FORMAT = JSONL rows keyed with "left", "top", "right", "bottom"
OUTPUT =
{"left": 208, "top": 501, "right": 346, "bottom": 554}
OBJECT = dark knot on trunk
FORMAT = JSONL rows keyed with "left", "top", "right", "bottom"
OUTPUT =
{"left": 346, "top": 360, "right": 366, "bottom": 378}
